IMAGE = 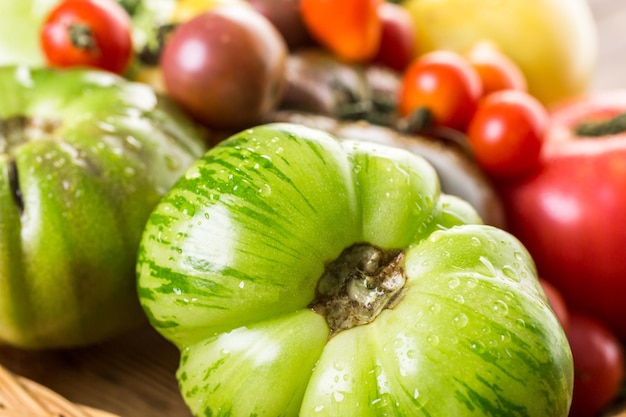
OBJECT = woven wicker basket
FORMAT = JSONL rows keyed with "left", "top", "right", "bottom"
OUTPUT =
{"left": 0, "top": 363, "right": 119, "bottom": 417}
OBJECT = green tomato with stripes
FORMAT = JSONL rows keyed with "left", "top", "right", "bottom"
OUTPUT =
{"left": 137, "top": 123, "right": 573, "bottom": 416}
{"left": 0, "top": 65, "right": 206, "bottom": 349}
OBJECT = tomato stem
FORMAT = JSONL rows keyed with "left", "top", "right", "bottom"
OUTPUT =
{"left": 575, "top": 112, "right": 626, "bottom": 137}
{"left": 137, "top": 24, "right": 177, "bottom": 66}
{"left": 69, "top": 23, "right": 98, "bottom": 52}
{"left": 398, "top": 106, "right": 434, "bottom": 133}
{"left": 309, "top": 243, "right": 406, "bottom": 337}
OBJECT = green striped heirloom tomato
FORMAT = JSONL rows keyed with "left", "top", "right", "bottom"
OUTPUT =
{"left": 0, "top": 65, "right": 206, "bottom": 349}
{"left": 137, "top": 123, "right": 573, "bottom": 416}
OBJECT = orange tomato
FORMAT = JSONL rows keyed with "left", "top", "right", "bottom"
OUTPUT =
{"left": 466, "top": 41, "right": 527, "bottom": 96}
{"left": 300, "top": 0, "right": 383, "bottom": 62}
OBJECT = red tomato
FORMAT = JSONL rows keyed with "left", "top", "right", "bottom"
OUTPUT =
{"left": 40, "top": 0, "right": 133, "bottom": 74}
{"left": 300, "top": 0, "right": 383, "bottom": 62}
{"left": 540, "top": 278, "right": 570, "bottom": 332}
{"left": 398, "top": 50, "right": 482, "bottom": 131}
{"left": 467, "top": 90, "right": 548, "bottom": 178}
{"left": 466, "top": 41, "right": 527, "bottom": 96}
{"left": 567, "top": 312, "right": 624, "bottom": 417}
{"left": 371, "top": 2, "right": 417, "bottom": 72}
{"left": 497, "top": 90, "right": 626, "bottom": 342}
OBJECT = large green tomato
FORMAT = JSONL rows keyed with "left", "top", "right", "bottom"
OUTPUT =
{"left": 402, "top": 0, "right": 597, "bottom": 105}
{"left": 0, "top": 65, "right": 206, "bottom": 349}
{"left": 137, "top": 123, "right": 573, "bottom": 416}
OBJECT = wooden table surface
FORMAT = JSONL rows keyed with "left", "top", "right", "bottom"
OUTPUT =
{"left": 1, "top": 1, "right": 625, "bottom": 416}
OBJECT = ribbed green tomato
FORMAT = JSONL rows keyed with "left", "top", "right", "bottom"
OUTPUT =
{"left": 137, "top": 123, "right": 573, "bottom": 416}
{"left": 0, "top": 65, "right": 206, "bottom": 349}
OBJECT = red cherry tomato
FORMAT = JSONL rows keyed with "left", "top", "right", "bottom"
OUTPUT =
{"left": 567, "top": 313, "right": 625, "bottom": 417}
{"left": 40, "top": 0, "right": 133, "bottom": 74}
{"left": 467, "top": 90, "right": 548, "bottom": 178}
{"left": 398, "top": 50, "right": 482, "bottom": 131}
{"left": 300, "top": 0, "right": 383, "bottom": 62}
{"left": 466, "top": 41, "right": 527, "bottom": 96}
{"left": 371, "top": 2, "right": 417, "bottom": 72}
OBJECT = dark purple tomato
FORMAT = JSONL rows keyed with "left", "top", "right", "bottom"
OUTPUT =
{"left": 248, "top": 0, "right": 314, "bottom": 50}
{"left": 161, "top": 6, "right": 288, "bottom": 131}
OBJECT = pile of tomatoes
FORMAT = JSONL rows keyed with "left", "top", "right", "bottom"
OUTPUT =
{"left": 36, "top": 0, "right": 626, "bottom": 416}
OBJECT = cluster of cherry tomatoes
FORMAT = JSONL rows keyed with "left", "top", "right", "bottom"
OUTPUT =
{"left": 398, "top": 45, "right": 548, "bottom": 180}
{"left": 299, "top": 0, "right": 550, "bottom": 182}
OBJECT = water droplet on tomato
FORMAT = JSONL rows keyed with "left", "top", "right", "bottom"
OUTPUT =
{"left": 185, "top": 164, "right": 202, "bottom": 179}
{"left": 427, "top": 335, "right": 440, "bottom": 346}
{"left": 333, "top": 391, "right": 344, "bottom": 402}
{"left": 165, "top": 155, "right": 180, "bottom": 170}
{"left": 502, "top": 265, "right": 520, "bottom": 282}
{"left": 124, "top": 135, "right": 142, "bottom": 151}
{"left": 258, "top": 183, "right": 272, "bottom": 197}
{"left": 333, "top": 361, "right": 346, "bottom": 371}
{"left": 470, "top": 341, "right": 485, "bottom": 353}
{"left": 454, "top": 313, "right": 469, "bottom": 328}
{"left": 448, "top": 277, "right": 460, "bottom": 289}
{"left": 493, "top": 300, "right": 509, "bottom": 315}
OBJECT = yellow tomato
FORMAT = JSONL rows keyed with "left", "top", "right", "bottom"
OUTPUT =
{"left": 171, "top": 0, "right": 248, "bottom": 23}
{"left": 402, "top": 0, "right": 598, "bottom": 105}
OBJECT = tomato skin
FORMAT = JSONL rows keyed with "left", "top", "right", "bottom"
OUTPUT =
{"left": 249, "top": 0, "right": 313, "bottom": 50}
{"left": 540, "top": 279, "right": 570, "bottom": 332}
{"left": 40, "top": 0, "right": 133, "bottom": 74}
{"left": 466, "top": 41, "right": 527, "bottom": 96}
{"left": 300, "top": 0, "right": 383, "bottom": 62}
{"left": 498, "top": 91, "right": 626, "bottom": 342}
{"left": 137, "top": 122, "right": 573, "bottom": 417}
{"left": 160, "top": 6, "right": 287, "bottom": 131}
{"left": 371, "top": 2, "right": 417, "bottom": 72}
{"left": 567, "top": 313, "right": 625, "bottom": 417}
{"left": 467, "top": 90, "right": 547, "bottom": 178}
{"left": 399, "top": 50, "right": 482, "bottom": 131}
{"left": 500, "top": 147, "right": 626, "bottom": 342}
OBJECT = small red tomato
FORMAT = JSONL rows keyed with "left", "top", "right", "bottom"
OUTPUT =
{"left": 300, "top": 0, "right": 383, "bottom": 62}
{"left": 371, "top": 2, "right": 417, "bottom": 72}
{"left": 466, "top": 41, "right": 527, "bottom": 96}
{"left": 40, "top": 0, "right": 133, "bottom": 74}
{"left": 567, "top": 312, "right": 625, "bottom": 417}
{"left": 398, "top": 50, "right": 482, "bottom": 131}
{"left": 539, "top": 278, "right": 570, "bottom": 331}
{"left": 467, "top": 90, "right": 548, "bottom": 178}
